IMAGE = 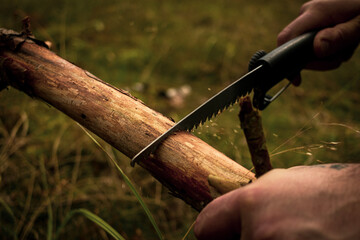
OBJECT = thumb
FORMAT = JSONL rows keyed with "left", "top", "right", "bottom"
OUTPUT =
{"left": 194, "top": 190, "right": 243, "bottom": 240}
{"left": 314, "top": 15, "right": 360, "bottom": 59}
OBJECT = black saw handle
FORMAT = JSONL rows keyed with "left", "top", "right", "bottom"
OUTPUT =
{"left": 251, "top": 31, "right": 317, "bottom": 109}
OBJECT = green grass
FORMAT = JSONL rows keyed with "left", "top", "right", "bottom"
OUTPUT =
{"left": 56, "top": 208, "right": 126, "bottom": 240}
{"left": 78, "top": 124, "right": 163, "bottom": 240}
{"left": 1, "top": 0, "right": 360, "bottom": 239}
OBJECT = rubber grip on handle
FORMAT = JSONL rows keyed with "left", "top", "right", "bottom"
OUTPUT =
{"left": 256, "top": 31, "right": 317, "bottom": 91}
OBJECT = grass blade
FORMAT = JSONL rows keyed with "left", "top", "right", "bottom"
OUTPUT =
{"left": 78, "top": 124, "right": 164, "bottom": 240}
{"left": 0, "top": 198, "right": 18, "bottom": 240}
{"left": 0, "top": 198, "right": 16, "bottom": 222}
{"left": 39, "top": 156, "right": 53, "bottom": 240}
{"left": 55, "top": 208, "right": 125, "bottom": 240}
{"left": 182, "top": 220, "right": 196, "bottom": 240}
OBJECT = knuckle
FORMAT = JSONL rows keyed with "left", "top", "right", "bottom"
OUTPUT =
{"left": 300, "top": 1, "right": 310, "bottom": 14}
{"left": 302, "top": 0, "right": 330, "bottom": 20}
{"left": 331, "top": 27, "right": 347, "bottom": 44}
{"left": 253, "top": 224, "right": 278, "bottom": 240}
{"left": 238, "top": 185, "right": 263, "bottom": 207}
{"left": 300, "top": 0, "right": 321, "bottom": 12}
{"left": 308, "top": 0, "right": 328, "bottom": 12}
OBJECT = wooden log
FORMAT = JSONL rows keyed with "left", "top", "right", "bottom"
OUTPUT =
{"left": 0, "top": 29, "right": 255, "bottom": 210}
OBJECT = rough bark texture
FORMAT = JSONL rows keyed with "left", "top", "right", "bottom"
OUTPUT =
{"left": 239, "top": 96, "right": 272, "bottom": 177}
{"left": 0, "top": 29, "right": 255, "bottom": 211}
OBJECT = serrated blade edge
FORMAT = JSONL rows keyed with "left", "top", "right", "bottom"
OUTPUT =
{"left": 131, "top": 65, "right": 264, "bottom": 166}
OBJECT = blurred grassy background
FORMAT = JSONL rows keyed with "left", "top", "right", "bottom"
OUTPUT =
{"left": 0, "top": 0, "right": 359, "bottom": 239}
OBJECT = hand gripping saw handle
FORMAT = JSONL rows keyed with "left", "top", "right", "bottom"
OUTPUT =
{"left": 251, "top": 31, "right": 317, "bottom": 110}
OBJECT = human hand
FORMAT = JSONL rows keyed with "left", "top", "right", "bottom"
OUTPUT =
{"left": 278, "top": 0, "right": 360, "bottom": 71}
{"left": 194, "top": 164, "right": 360, "bottom": 240}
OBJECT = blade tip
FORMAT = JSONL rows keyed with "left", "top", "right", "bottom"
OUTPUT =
{"left": 131, "top": 151, "right": 145, "bottom": 167}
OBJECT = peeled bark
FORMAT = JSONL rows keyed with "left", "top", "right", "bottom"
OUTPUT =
{"left": 0, "top": 29, "right": 255, "bottom": 210}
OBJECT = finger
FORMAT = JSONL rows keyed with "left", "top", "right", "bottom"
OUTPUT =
{"left": 278, "top": 0, "right": 360, "bottom": 46}
{"left": 288, "top": 73, "right": 302, "bottom": 86}
{"left": 277, "top": 0, "right": 337, "bottom": 46}
{"left": 278, "top": 10, "right": 325, "bottom": 46}
{"left": 194, "top": 190, "right": 243, "bottom": 240}
{"left": 306, "top": 45, "right": 356, "bottom": 70}
{"left": 314, "top": 15, "right": 360, "bottom": 58}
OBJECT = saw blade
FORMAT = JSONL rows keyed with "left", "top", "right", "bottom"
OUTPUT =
{"left": 131, "top": 65, "right": 265, "bottom": 166}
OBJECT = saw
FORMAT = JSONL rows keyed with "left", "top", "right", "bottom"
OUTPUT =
{"left": 131, "top": 31, "right": 316, "bottom": 166}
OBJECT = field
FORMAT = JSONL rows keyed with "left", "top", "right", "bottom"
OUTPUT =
{"left": 1, "top": 0, "right": 359, "bottom": 239}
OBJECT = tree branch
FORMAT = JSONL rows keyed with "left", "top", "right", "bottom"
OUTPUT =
{"left": 239, "top": 96, "right": 273, "bottom": 178}
{"left": 0, "top": 28, "right": 255, "bottom": 210}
